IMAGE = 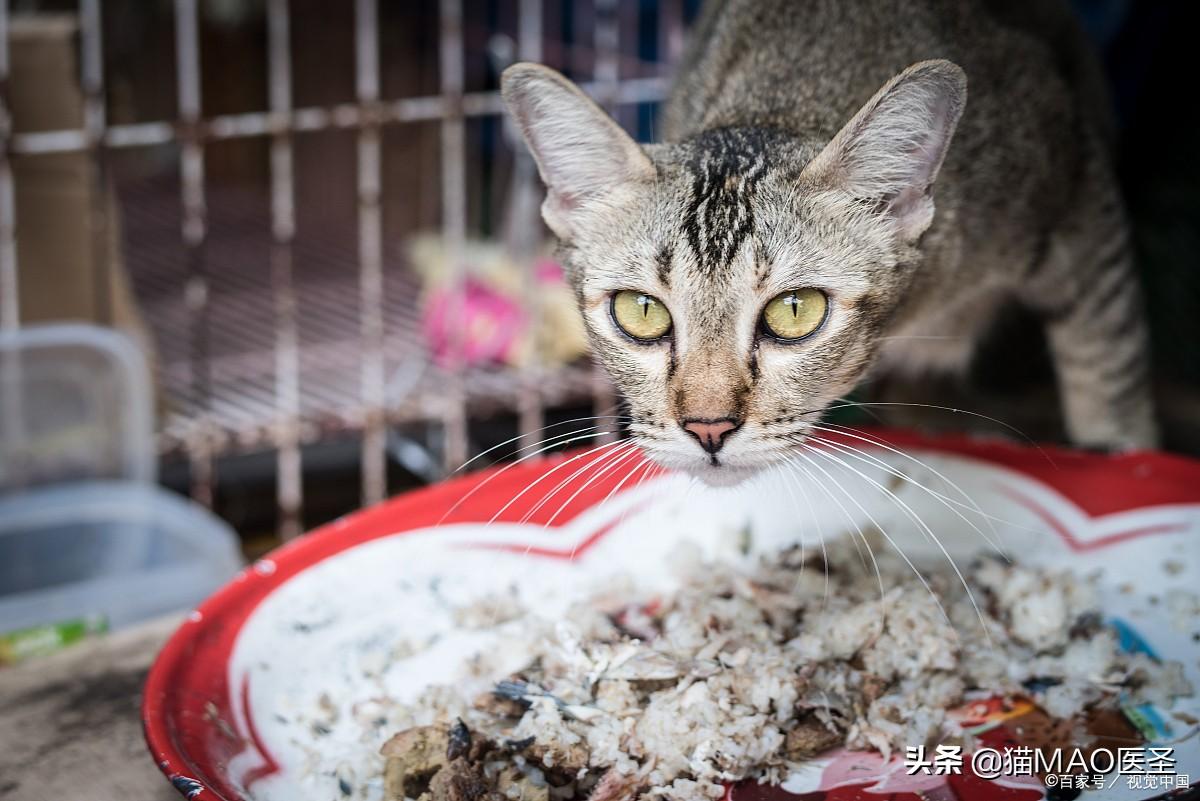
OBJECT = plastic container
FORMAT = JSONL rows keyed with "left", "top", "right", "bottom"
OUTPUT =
{"left": 0, "top": 481, "right": 242, "bottom": 633}
{"left": 0, "top": 323, "right": 242, "bottom": 641}
{"left": 0, "top": 323, "right": 154, "bottom": 492}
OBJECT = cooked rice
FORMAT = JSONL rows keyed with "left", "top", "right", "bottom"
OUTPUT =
{"left": 366, "top": 533, "right": 1191, "bottom": 801}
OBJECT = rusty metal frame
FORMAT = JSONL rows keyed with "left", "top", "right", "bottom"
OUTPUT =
{"left": 0, "top": 0, "right": 675, "bottom": 535}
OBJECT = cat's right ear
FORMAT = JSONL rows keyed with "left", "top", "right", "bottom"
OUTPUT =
{"left": 802, "top": 59, "right": 967, "bottom": 244}
{"left": 501, "top": 63, "right": 654, "bottom": 240}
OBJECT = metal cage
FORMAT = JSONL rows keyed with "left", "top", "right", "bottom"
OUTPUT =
{"left": 0, "top": 0, "right": 686, "bottom": 537}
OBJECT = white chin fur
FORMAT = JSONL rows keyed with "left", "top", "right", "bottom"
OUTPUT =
{"left": 688, "top": 462, "right": 763, "bottom": 487}
{"left": 634, "top": 435, "right": 788, "bottom": 487}
{"left": 649, "top": 453, "right": 767, "bottom": 486}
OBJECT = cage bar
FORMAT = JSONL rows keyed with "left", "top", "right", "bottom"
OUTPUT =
{"left": 80, "top": 0, "right": 111, "bottom": 327}
{"left": 79, "top": 0, "right": 105, "bottom": 176}
{"left": 268, "top": 0, "right": 303, "bottom": 539}
{"left": 513, "top": 0, "right": 545, "bottom": 446}
{"left": 0, "top": 0, "right": 22, "bottom": 475}
{"left": 7, "top": 78, "right": 668, "bottom": 157}
{"left": 0, "top": 0, "right": 16, "bottom": 332}
{"left": 594, "top": 0, "right": 619, "bottom": 89}
{"left": 355, "top": 0, "right": 387, "bottom": 506}
{"left": 616, "top": 0, "right": 640, "bottom": 134}
{"left": 439, "top": 0, "right": 469, "bottom": 472}
{"left": 591, "top": 0, "right": 620, "bottom": 442}
{"left": 174, "top": 0, "right": 214, "bottom": 506}
{"left": 661, "top": 0, "right": 685, "bottom": 65}
{"left": 1, "top": 1, "right": 687, "bottom": 517}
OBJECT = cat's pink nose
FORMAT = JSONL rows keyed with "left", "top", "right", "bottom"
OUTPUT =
{"left": 682, "top": 418, "right": 739, "bottom": 454}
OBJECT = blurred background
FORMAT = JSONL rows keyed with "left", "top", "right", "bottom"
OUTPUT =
{"left": 0, "top": 0, "right": 1195, "bottom": 659}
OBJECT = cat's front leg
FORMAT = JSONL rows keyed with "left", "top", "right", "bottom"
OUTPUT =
{"left": 1030, "top": 177, "right": 1159, "bottom": 451}
{"left": 1042, "top": 283, "right": 1158, "bottom": 451}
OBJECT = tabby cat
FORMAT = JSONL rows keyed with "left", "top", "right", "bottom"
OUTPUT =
{"left": 501, "top": 0, "right": 1157, "bottom": 484}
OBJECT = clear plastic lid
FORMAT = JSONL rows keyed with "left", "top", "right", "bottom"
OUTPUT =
{"left": 0, "top": 324, "right": 154, "bottom": 492}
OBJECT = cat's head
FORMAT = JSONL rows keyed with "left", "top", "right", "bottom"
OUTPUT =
{"left": 501, "top": 61, "right": 965, "bottom": 485}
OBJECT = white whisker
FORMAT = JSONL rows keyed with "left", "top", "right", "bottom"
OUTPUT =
{"left": 810, "top": 423, "right": 1052, "bottom": 544}
{"left": 792, "top": 444, "right": 955, "bottom": 627}
{"left": 478, "top": 442, "right": 639, "bottom": 630}
{"left": 612, "top": 456, "right": 663, "bottom": 533}
{"left": 485, "top": 438, "right": 633, "bottom": 527}
{"left": 452, "top": 414, "right": 631, "bottom": 474}
{"left": 815, "top": 401, "right": 1052, "bottom": 461}
{"left": 807, "top": 429, "right": 1009, "bottom": 558}
{"left": 774, "top": 459, "right": 829, "bottom": 609}
{"left": 515, "top": 440, "right": 638, "bottom": 528}
{"left": 799, "top": 441, "right": 992, "bottom": 645}
{"left": 782, "top": 452, "right": 887, "bottom": 615}
{"left": 590, "top": 447, "right": 653, "bottom": 518}
{"left": 566, "top": 443, "right": 662, "bottom": 563}
{"left": 437, "top": 426, "right": 621, "bottom": 526}
{"left": 545, "top": 443, "right": 645, "bottom": 529}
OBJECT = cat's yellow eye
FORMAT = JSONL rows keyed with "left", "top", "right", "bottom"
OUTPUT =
{"left": 611, "top": 290, "right": 672, "bottom": 341}
{"left": 761, "top": 288, "right": 828, "bottom": 341}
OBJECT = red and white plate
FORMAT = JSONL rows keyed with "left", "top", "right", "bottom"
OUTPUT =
{"left": 143, "top": 429, "right": 1200, "bottom": 801}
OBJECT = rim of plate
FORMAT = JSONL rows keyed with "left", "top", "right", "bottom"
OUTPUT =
{"left": 142, "top": 428, "right": 1200, "bottom": 801}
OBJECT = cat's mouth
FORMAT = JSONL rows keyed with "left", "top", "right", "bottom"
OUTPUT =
{"left": 635, "top": 434, "right": 789, "bottom": 487}
{"left": 630, "top": 420, "right": 814, "bottom": 487}
{"left": 689, "top": 457, "right": 769, "bottom": 487}
{"left": 695, "top": 460, "right": 758, "bottom": 486}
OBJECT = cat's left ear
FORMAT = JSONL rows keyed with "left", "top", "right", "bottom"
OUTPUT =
{"left": 501, "top": 63, "right": 655, "bottom": 240}
{"left": 802, "top": 60, "right": 967, "bottom": 243}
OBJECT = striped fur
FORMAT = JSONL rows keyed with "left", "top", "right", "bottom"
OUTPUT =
{"left": 502, "top": 0, "right": 1158, "bottom": 483}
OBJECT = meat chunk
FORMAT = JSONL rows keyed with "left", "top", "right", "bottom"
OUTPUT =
{"left": 381, "top": 725, "right": 450, "bottom": 800}
{"left": 495, "top": 766, "right": 550, "bottom": 801}
{"left": 586, "top": 768, "right": 644, "bottom": 801}
{"left": 524, "top": 738, "right": 590, "bottom": 775}
{"left": 784, "top": 717, "right": 842, "bottom": 759}
{"left": 425, "top": 757, "right": 503, "bottom": 801}
{"left": 472, "top": 690, "right": 527, "bottom": 719}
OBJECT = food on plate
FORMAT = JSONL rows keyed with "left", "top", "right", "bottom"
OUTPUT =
{"left": 368, "top": 533, "right": 1192, "bottom": 801}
